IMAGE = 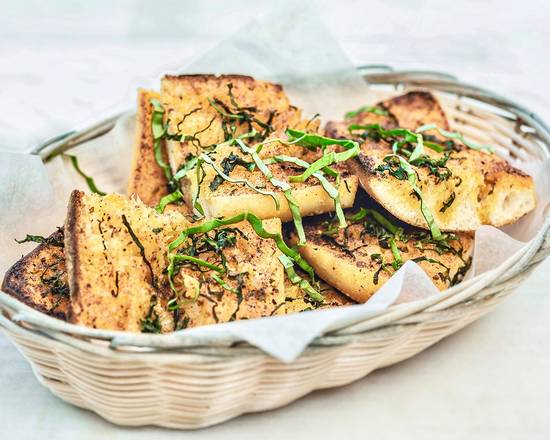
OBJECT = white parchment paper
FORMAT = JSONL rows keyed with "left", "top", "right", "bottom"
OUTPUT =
{"left": 1, "top": 4, "right": 548, "bottom": 362}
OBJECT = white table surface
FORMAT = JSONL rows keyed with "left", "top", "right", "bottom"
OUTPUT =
{"left": 1, "top": 0, "right": 549, "bottom": 438}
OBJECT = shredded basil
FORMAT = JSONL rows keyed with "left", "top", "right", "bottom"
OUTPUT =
{"left": 156, "top": 190, "right": 184, "bottom": 214}
{"left": 167, "top": 212, "right": 322, "bottom": 302}
{"left": 278, "top": 254, "right": 323, "bottom": 303}
{"left": 345, "top": 105, "right": 389, "bottom": 119}
{"left": 140, "top": 295, "right": 161, "bottom": 333}
{"left": 209, "top": 152, "right": 255, "bottom": 191}
{"left": 121, "top": 214, "right": 158, "bottom": 289}
{"left": 15, "top": 233, "right": 64, "bottom": 247}
{"left": 416, "top": 124, "right": 494, "bottom": 153}
{"left": 440, "top": 192, "right": 456, "bottom": 213}
{"left": 234, "top": 139, "right": 306, "bottom": 245}
{"left": 267, "top": 154, "right": 346, "bottom": 229}
{"left": 64, "top": 154, "right": 106, "bottom": 195}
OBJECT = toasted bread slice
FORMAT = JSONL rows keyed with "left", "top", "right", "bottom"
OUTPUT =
{"left": 180, "top": 142, "right": 358, "bottom": 220}
{"left": 65, "top": 191, "right": 288, "bottom": 331}
{"left": 289, "top": 204, "right": 473, "bottom": 303}
{"left": 65, "top": 191, "right": 193, "bottom": 331}
{"left": 327, "top": 91, "right": 536, "bottom": 231}
{"left": 161, "top": 74, "right": 358, "bottom": 220}
{"left": 2, "top": 229, "right": 69, "bottom": 319}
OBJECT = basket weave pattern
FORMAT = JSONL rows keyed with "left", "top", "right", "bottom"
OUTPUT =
{"left": 1, "top": 69, "right": 549, "bottom": 429}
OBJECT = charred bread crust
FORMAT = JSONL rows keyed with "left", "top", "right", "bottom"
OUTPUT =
{"left": 65, "top": 189, "right": 83, "bottom": 323}
{"left": 163, "top": 74, "right": 284, "bottom": 92}
{"left": 381, "top": 91, "right": 450, "bottom": 132}
{"left": 127, "top": 89, "right": 170, "bottom": 207}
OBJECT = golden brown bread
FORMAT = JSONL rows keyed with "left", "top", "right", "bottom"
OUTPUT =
{"left": 2, "top": 229, "right": 69, "bottom": 319}
{"left": 289, "top": 204, "right": 473, "bottom": 303}
{"left": 326, "top": 91, "right": 536, "bottom": 231}
{"left": 65, "top": 191, "right": 192, "bottom": 331}
{"left": 64, "top": 191, "right": 290, "bottom": 331}
{"left": 161, "top": 74, "right": 358, "bottom": 220}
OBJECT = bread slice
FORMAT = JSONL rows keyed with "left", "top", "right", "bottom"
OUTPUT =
{"left": 2, "top": 229, "right": 69, "bottom": 319}
{"left": 167, "top": 217, "right": 286, "bottom": 328}
{"left": 289, "top": 204, "right": 473, "bottom": 303}
{"left": 161, "top": 74, "right": 358, "bottom": 220}
{"left": 65, "top": 191, "right": 192, "bottom": 331}
{"left": 180, "top": 142, "right": 358, "bottom": 220}
{"left": 65, "top": 191, "right": 287, "bottom": 331}
{"left": 326, "top": 91, "right": 536, "bottom": 231}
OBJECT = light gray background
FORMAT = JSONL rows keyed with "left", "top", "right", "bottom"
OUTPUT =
{"left": 1, "top": 0, "right": 549, "bottom": 438}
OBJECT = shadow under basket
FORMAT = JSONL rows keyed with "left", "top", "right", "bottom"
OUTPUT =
{"left": 1, "top": 66, "right": 549, "bottom": 430}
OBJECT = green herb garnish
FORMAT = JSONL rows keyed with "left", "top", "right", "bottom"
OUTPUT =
{"left": 140, "top": 295, "right": 161, "bottom": 333}
{"left": 15, "top": 233, "right": 64, "bottom": 247}
{"left": 121, "top": 214, "right": 158, "bottom": 289}
{"left": 167, "top": 212, "right": 322, "bottom": 302}
{"left": 376, "top": 154, "right": 442, "bottom": 240}
{"left": 440, "top": 191, "right": 456, "bottom": 213}
{"left": 345, "top": 105, "right": 389, "bottom": 119}
{"left": 209, "top": 152, "right": 255, "bottom": 191}
{"left": 416, "top": 124, "right": 494, "bottom": 153}
{"left": 64, "top": 154, "right": 106, "bottom": 195}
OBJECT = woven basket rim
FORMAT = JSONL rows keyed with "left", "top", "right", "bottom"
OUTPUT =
{"left": 1, "top": 66, "right": 549, "bottom": 357}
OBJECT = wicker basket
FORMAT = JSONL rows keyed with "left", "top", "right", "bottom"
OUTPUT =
{"left": 1, "top": 66, "right": 549, "bottom": 430}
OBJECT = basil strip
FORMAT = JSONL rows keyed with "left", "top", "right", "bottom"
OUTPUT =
{"left": 64, "top": 154, "right": 106, "bottom": 195}
{"left": 15, "top": 233, "right": 64, "bottom": 247}
{"left": 211, "top": 273, "right": 239, "bottom": 294}
{"left": 155, "top": 190, "right": 184, "bottom": 214}
{"left": 344, "top": 105, "right": 389, "bottom": 119}
{"left": 167, "top": 212, "right": 319, "bottom": 300}
{"left": 408, "top": 133, "right": 424, "bottom": 162}
{"left": 288, "top": 146, "right": 359, "bottom": 183}
{"left": 389, "top": 237, "right": 403, "bottom": 270}
{"left": 362, "top": 209, "right": 399, "bottom": 234}
{"left": 150, "top": 99, "right": 173, "bottom": 182}
{"left": 268, "top": 154, "right": 346, "bottom": 229}
{"left": 387, "top": 154, "right": 442, "bottom": 240}
{"left": 173, "top": 156, "right": 198, "bottom": 181}
{"left": 198, "top": 152, "right": 280, "bottom": 209}
{"left": 171, "top": 254, "right": 225, "bottom": 273}
{"left": 286, "top": 128, "right": 358, "bottom": 151}
{"left": 235, "top": 139, "right": 305, "bottom": 245}
{"left": 348, "top": 124, "right": 445, "bottom": 154}
{"left": 416, "top": 124, "right": 494, "bottom": 152}
{"left": 278, "top": 254, "right": 324, "bottom": 303}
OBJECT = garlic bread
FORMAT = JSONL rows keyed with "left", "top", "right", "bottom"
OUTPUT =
{"left": 2, "top": 229, "right": 69, "bottom": 319}
{"left": 65, "top": 191, "right": 290, "bottom": 331}
{"left": 327, "top": 91, "right": 536, "bottom": 231}
{"left": 289, "top": 204, "right": 473, "bottom": 303}
{"left": 160, "top": 74, "right": 358, "bottom": 220}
